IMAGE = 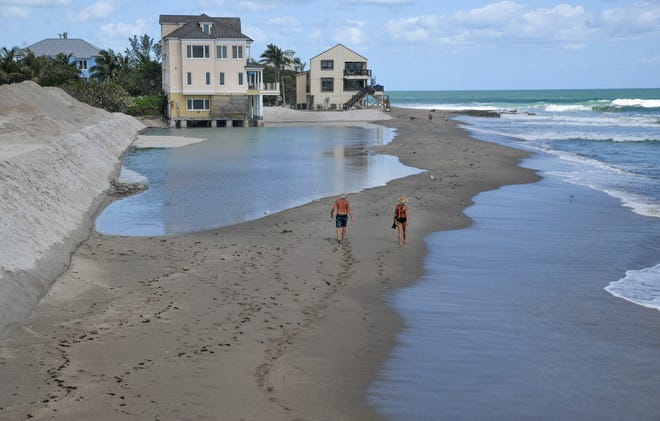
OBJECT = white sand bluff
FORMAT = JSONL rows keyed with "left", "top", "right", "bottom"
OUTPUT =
{"left": 0, "top": 81, "right": 145, "bottom": 332}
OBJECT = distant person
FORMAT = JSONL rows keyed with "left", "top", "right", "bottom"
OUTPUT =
{"left": 443, "top": 113, "right": 449, "bottom": 124}
{"left": 330, "top": 193, "right": 354, "bottom": 243}
{"left": 428, "top": 111, "right": 433, "bottom": 121}
{"left": 393, "top": 196, "right": 409, "bottom": 245}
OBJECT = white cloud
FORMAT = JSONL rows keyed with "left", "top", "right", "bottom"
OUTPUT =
{"left": 76, "top": 0, "right": 117, "bottom": 22}
{"left": 453, "top": 1, "right": 524, "bottom": 27}
{"left": 236, "top": 0, "right": 276, "bottom": 11}
{"left": 636, "top": 54, "right": 660, "bottom": 64}
{"left": 98, "top": 18, "right": 153, "bottom": 49}
{"left": 383, "top": 1, "right": 660, "bottom": 49}
{"left": 332, "top": 20, "right": 367, "bottom": 46}
{"left": 0, "top": 0, "right": 69, "bottom": 5}
{"left": 348, "top": 0, "right": 413, "bottom": 4}
{"left": 386, "top": 16, "right": 436, "bottom": 42}
{"left": 0, "top": 6, "right": 31, "bottom": 18}
{"left": 0, "top": 0, "right": 69, "bottom": 17}
{"left": 601, "top": 3, "right": 660, "bottom": 37}
{"left": 266, "top": 16, "right": 303, "bottom": 32}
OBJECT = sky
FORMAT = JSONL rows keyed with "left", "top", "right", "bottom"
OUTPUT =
{"left": 1, "top": 0, "right": 659, "bottom": 90}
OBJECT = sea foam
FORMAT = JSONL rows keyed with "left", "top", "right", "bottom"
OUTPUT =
{"left": 605, "top": 264, "right": 660, "bottom": 311}
{"left": 611, "top": 98, "right": 660, "bottom": 108}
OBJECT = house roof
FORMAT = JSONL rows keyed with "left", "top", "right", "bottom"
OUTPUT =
{"left": 160, "top": 14, "right": 252, "bottom": 41}
{"left": 24, "top": 38, "right": 101, "bottom": 58}
{"left": 245, "top": 58, "right": 264, "bottom": 69}
{"left": 309, "top": 43, "right": 368, "bottom": 62}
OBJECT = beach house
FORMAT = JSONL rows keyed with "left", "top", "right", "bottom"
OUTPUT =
{"left": 159, "top": 14, "right": 278, "bottom": 128}
{"left": 295, "top": 44, "right": 386, "bottom": 111}
{"left": 23, "top": 33, "right": 100, "bottom": 80}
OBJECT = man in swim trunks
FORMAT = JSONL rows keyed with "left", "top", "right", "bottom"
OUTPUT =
{"left": 330, "top": 193, "right": 354, "bottom": 243}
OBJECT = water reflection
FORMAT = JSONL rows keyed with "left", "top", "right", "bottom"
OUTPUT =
{"left": 96, "top": 125, "right": 422, "bottom": 236}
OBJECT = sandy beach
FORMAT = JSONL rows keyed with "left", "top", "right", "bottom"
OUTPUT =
{"left": 0, "top": 87, "right": 538, "bottom": 420}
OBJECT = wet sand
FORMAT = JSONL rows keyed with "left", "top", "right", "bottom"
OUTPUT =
{"left": 0, "top": 108, "right": 538, "bottom": 420}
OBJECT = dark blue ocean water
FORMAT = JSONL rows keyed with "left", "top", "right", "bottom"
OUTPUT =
{"left": 368, "top": 89, "right": 660, "bottom": 419}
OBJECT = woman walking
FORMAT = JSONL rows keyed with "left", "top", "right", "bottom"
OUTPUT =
{"left": 393, "top": 196, "right": 409, "bottom": 245}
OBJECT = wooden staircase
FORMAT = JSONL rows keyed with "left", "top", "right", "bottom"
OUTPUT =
{"left": 343, "top": 85, "right": 374, "bottom": 110}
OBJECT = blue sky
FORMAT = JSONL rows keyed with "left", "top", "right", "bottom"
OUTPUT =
{"left": 1, "top": 0, "right": 659, "bottom": 90}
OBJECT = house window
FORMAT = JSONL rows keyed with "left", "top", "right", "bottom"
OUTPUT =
{"left": 201, "top": 23, "right": 212, "bottom": 35}
{"left": 205, "top": 72, "right": 211, "bottom": 85}
{"left": 344, "top": 62, "right": 365, "bottom": 73}
{"left": 219, "top": 72, "right": 225, "bottom": 85}
{"left": 232, "top": 46, "right": 243, "bottom": 59}
{"left": 186, "top": 72, "right": 192, "bottom": 85}
{"left": 344, "top": 79, "right": 364, "bottom": 91}
{"left": 216, "top": 45, "right": 227, "bottom": 59}
{"left": 187, "top": 45, "right": 210, "bottom": 58}
{"left": 187, "top": 99, "right": 210, "bottom": 110}
{"left": 321, "top": 60, "right": 334, "bottom": 70}
{"left": 321, "top": 78, "right": 334, "bottom": 92}
{"left": 238, "top": 73, "right": 243, "bottom": 85}
{"left": 78, "top": 60, "right": 88, "bottom": 70}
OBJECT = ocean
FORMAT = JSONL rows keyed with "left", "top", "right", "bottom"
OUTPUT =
{"left": 368, "top": 89, "right": 660, "bottom": 419}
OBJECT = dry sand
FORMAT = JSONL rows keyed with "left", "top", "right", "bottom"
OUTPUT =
{"left": 0, "top": 104, "right": 539, "bottom": 420}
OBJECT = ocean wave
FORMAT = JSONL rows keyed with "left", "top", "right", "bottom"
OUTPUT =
{"left": 465, "top": 123, "right": 658, "bottom": 143}
{"left": 544, "top": 104, "right": 592, "bottom": 112}
{"left": 547, "top": 151, "right": 660, "bottom": 219}
{"left": 593, "top": 98, "right": 660, "bottom": 113}
{"left": 612, "top": 98, "right": 660, "bottom": 108}
{"left": 605, "top": 263, "right": 660, "bottom": 311}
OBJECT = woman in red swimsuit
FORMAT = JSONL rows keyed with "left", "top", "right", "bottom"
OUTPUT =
{"left": 394, "top": 196, "right": 409, "bottom": 245}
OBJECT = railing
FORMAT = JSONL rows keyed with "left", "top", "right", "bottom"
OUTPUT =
{"left": 343, "top": 69, "right": 372, "bottom": 77}
{"left": 343, "top": 85, "right": 374, "bottom": 110}
{"left": 248, "top": 82, "right": 280, "bottom": 93}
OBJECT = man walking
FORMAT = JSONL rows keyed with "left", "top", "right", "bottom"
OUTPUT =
{"left": 330, "top": 193, "right": 354, "bottom": 243}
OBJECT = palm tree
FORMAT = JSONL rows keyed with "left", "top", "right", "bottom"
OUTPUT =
{"left": 293, "top": 57, "right": 306, "bottom": 72}
{"left": 40, "top": 53, "right": 80, "bottom": 86}
{"left": 90, "top": 49, "right": 122, "bottom": 82}
{"left": 259, "top": 44, "right": 291, "bottom": 104}
{"left": 0, "top": 47, "right": 24, "bottom": 84}
{"left": 16, "top": 50, "right": 46, "bottom": 82}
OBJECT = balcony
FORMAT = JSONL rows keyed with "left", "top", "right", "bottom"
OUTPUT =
{"left": 343, "top": 69, "right": 372, "bottom": 78}
{"left": 248, "top": 82, "right": 280, "bottom": 96}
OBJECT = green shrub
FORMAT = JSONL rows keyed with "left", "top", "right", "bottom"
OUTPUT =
{"left": 62, "top": 80, "right": 132, "bottom": 113}
{"left": 127, "top": 94, "right": 166, "bottom": 116}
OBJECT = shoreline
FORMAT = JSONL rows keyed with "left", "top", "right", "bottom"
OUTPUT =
{"left": 0, "top": 107, "right": 539, "bottom": 419}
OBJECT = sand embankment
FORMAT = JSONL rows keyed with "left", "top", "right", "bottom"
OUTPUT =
{"left": 0, "top": 81, "right": 144, "bottom": 332}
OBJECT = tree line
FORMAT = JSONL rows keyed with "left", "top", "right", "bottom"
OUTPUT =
{"left": 1, "top": 36, "right": 304, "bottom": 115}
{"left": 0, "top": 34, "right": 164, "bottom": 115}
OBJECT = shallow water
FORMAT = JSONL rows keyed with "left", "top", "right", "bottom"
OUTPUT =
{"left": 369, "top": 154, "right": 660, "bottom": 419}
{"left": 96, "top": 125, "right": 422, "bottom": 236}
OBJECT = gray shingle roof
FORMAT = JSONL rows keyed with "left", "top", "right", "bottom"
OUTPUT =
{"left": 24, "top": 38, "right": 101, "bottom": 58}
{"left": 160, "top": 14, "right": 252, "bottom": 41}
